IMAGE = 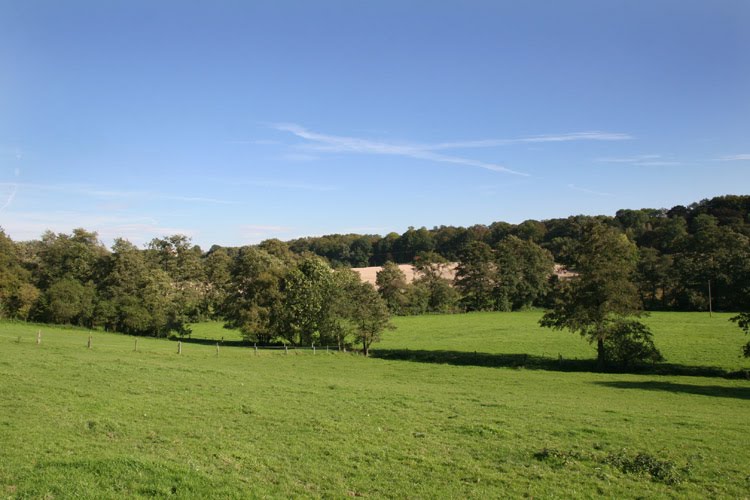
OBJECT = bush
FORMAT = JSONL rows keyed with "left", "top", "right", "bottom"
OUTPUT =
{"left": 605, "top": 450, "right": 686, "bottom": 485}
{"left": 603, "top": 319, "right": 664, "bottom": 367}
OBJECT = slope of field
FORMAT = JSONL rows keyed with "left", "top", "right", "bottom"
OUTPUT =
{"left": 0, "top": 313, "right": 748, "bottom": 498}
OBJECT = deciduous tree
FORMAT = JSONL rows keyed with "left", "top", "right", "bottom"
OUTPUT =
{"left": 539, "top": 223, "right": 662, "bottom": 369}
{"left": 375, "top": 261, "right": 409, "bottom": 314}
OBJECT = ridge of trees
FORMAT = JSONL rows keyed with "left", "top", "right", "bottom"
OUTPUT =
{"left": 0, "top": 195, "right": 748, "bottom": 355}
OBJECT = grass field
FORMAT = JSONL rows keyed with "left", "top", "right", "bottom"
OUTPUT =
{"left": 1, "top": 312, "right": 749, "bottom": 498}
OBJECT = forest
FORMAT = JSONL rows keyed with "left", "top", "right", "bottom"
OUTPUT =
{"left": 0, "top": 195, "right": 748, "bottom": 352}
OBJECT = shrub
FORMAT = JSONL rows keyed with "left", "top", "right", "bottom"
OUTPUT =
{"left": 605, "top": 450, "right": 685, "bottom": 485}
{"left": 603, "top": 319, "right": 664, "bottom": 368}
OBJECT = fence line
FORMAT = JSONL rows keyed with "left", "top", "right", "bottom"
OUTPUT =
{"left": 0, "top": 333, "right": 355, "bottom": 356}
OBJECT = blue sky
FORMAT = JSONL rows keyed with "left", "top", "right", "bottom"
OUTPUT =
{"left": 1, "top": 1, "right": 748, "bottom": 248}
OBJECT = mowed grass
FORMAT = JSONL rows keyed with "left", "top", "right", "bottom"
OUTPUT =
{"left": 0, "top": 312, "right": 748, "bottom": 498}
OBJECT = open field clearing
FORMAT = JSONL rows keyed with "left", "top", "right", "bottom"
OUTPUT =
{"left": 1, "top": 312, "right": 749, "bottom": 498}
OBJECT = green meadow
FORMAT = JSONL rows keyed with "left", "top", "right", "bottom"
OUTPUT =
{"left": 1, "top": 312, "right": 749, "bottom": 498}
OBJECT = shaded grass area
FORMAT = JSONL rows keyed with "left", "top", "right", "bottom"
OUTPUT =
{"left": 378, "top": 311, "right": 750, "bottom": 373}
{"left": 1, "top": 313, "right": 749, "bottom": 498}
{"left": 371, "top": 349, "right": 750, "bottom": 379}
{"left": 594, "top": 381, "right": 750, "bottom": 400}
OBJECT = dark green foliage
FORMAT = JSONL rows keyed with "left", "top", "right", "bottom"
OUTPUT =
{"left": 43, "top": 278, "right": 96, "bottom": 325}
{"left": 540, "top": 223, "right": 662, "bottom": 368}
{"left": 98, "top": 239, "right": 187, "bottom": 337}
{"left": 730, "top": 312, "right": 750, "bottom": 357}
{"left": 454, "top": 241, "right": 496, "bottom": 311}
{"left": 2, "top": 194, "right": 750, "bottom": 345}
{"left": 274, "top": 256, "right": 336, "bottom": 345}
{"left": 393, "top": 227, "right": 435, "bottom": 263}
{"left": 533, "top": 447, "right": 687, "bottom": 485}
{"left": 412, "top": 252, "right": 460, "bottom": 313}
{"left": 202, "top": 246, "right": 232, "bottom": 317}
{"left": 222, "top": 247, "right": 285, "bottom": 343}
{"left": 601, "top": 320, "right": 664, "bottom": 367}
{"left": 494, "top": 236, "right": 554, "bottom": 310}
{"left": 262, "top": 258, "right": 392, "bottom": 350}
{"left": 0, "top": 229, "right": 37, "bottom": 319}
{"left": 341, "top": 279, "right": 393, "bottom": 355}
{"left": 375, "top": 261, "right": 409, "bottom": 314}
{"left": 605, "top": 450, "right": 686, "bottom": 485}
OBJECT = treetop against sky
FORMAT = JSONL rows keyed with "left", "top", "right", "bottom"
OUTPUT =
{"left": 1, "top": 1, "right": 748, "bottom": 248}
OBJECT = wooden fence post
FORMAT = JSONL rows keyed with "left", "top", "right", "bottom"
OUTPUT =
{"left": 134, "top": 338, "right": 138, "bottom": 352}
{"left": 87, "top": 334, "right": 92, "bottom": 349}
{"left": 177, "top": 341, "right": 182, "bottom": 355}
{"left": 37, "top": 330, "right": 41, "bottom": 345}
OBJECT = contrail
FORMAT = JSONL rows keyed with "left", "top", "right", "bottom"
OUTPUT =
{"left": 0, "top": 184, "right": 18, "bottom": 213}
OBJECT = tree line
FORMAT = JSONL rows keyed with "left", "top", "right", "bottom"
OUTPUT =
{"left": 0, "top": 231, "right": 390, "bottom": 354}
{"left": 291, "top": 195, "right": 750, "bottom": 312}
{"left": 0, "top": 194, "right": 748, "bottom": 360}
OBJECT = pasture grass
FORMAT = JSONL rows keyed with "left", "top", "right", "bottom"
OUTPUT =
{"left": 0, "top": 312, "right": 748, "bottom": 498}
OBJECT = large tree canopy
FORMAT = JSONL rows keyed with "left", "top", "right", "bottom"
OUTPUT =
{"left": 540, "top": 223, "right": 663, "bottom": 368}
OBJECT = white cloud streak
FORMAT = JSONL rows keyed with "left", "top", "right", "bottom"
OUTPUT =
{"left": 0, "top": 184, "right": 18, "bottom": 213}
{"left": 427, "top": 131, "right": 633, "bottom": 150}
{"left": 716, "top": 154, "right": 750, "bottom": 161}
{"left": 0, "top": 182, "right": 239, "bottom": 205}
{"left": 273, "top": 124, "right": 632, "bottom": 176}
{"left": 226, "top": 139, "right": 282, "bottom": 145}
{"left": 0, "top": 210, "right": 193, "bottom": 246}
{"left": 596, "top": 155, "right": 681, "bottom": 166}
{"left": 244, "top": 179, "right": 337, "bottom": 192}
{"left": 567, "top": 184, "right": 612, "bottom": 197}
{"left": 273, "top": 123, "right": 528, "bottom": 175}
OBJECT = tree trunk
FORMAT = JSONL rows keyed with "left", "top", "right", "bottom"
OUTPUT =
{"left": 597, "top": 337, "right": 606, "bottom": 370}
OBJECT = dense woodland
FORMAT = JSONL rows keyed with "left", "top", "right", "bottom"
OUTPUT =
{"left": 0, "top": 195, "right": 748, "bottom": 354}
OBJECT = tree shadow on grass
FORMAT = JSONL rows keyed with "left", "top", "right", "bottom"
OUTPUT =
{"left": 175, "top": 337, "right": 252, "bottom": 348}
{"left": 594, "top": 381, "right": 750, "bottom": 400}
{"left": 371, "top": 349, "right": 750, "bottom": 379}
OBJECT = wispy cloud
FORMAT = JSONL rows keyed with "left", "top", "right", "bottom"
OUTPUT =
{"left": 226, "top": 139, "right": 282, "bottom": 145}
{"left": 596, "top": 155, "right": 681, "bottom": 166}
{"left": 567, "top": 184, "right": 612, "bottom": 197}
{"left": 428, "top": 131, "right": 633, "bottom": 150}
{"left": 0, "top": 183, "right": 239, "bottom": 205}
{"left": 244, "top": 179, "right": 337, "bottom": 192}
{"left": 273, "top": 123, "right": 528, "bottom": 175}
{"left": 0, "top": 184, "right": 18, "bottom": 213}
{"left": 716, "top": 154, "right": 750, "bottom": 161}
{"left": 0, "top": 210, "right": 193, "bottom": 245}
{"left": 273, "top": 124, "right": 633, "bottom": 176}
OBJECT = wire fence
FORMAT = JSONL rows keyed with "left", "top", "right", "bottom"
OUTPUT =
{"left": 0, "top": 330, "right": 361, "bottom": 357}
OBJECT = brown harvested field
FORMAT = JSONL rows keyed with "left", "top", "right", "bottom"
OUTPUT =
{"left": 352, "top": 263, "right": 458, "bottom": 286}
{"left": 353, "top": 263, "right": 574, "bottom": 286}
